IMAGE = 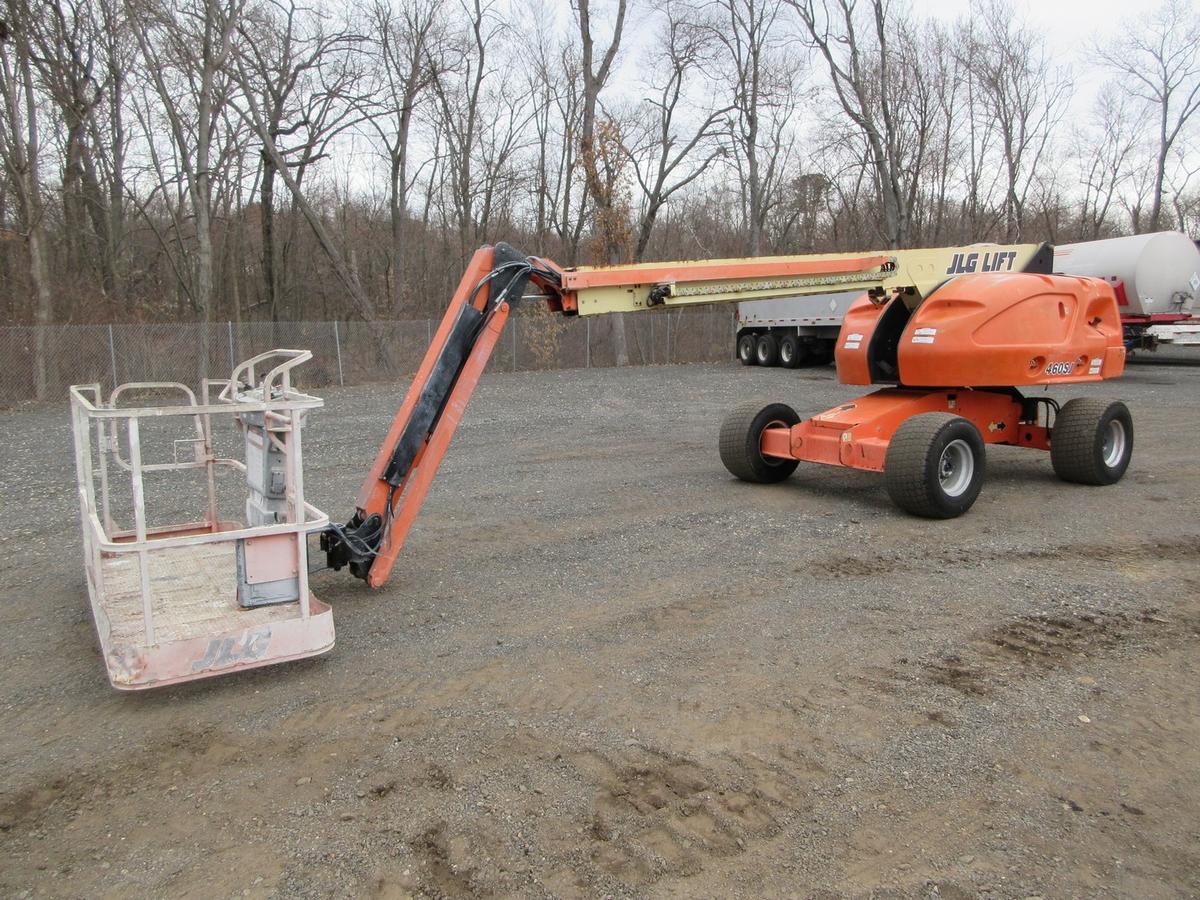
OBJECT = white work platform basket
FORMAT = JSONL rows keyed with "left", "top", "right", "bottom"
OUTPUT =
{"left": 69, "top": 350, "right": 333, "bottom": 689}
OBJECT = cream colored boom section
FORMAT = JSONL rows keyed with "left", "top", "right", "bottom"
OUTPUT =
{"left": 563, "top": 244, "right": 1046, "bottom": 316}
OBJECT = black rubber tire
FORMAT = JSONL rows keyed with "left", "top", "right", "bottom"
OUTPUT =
{"left": 884, "top": 413, "right": 986, "bottom": 518}
{"left": 719, "top": 401, "right": 801, "bottom": 483}
{"left": 755, "top": 334, "right": 779, "bottom": 366}
{"left": 779, "top": 333, "right": 805, "bottom": 369}
{"left": 1050, "top": 398, "right": 1133, "bottom": 485}
{"left": 737, "top": 333, "right": 758, "bottom": 366}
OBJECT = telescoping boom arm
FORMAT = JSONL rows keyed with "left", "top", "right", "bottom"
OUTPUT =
{"left": 320, "top": 240, "right": 1051, "bottom": 587}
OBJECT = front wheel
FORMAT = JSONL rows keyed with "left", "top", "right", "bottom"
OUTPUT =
{"left": 1050, "top": 399, "right": 1133, "bottom": 485}
{"left": 737, "top": 333, "right": 758, "bottom": 366}
{"left": 719, "top": 401, "right": 801, "bottom": 483}
{"left": 885, "top": 414, "right": 986, "bottom": 518}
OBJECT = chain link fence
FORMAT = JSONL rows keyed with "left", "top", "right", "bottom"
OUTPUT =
{"left": 0, "top": 309, "right": 737, "bottom": 407}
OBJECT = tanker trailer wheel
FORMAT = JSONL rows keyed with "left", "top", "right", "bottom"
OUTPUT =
{"left": 1050, "top": 399, "right": 1133, "bottom": 485}
{"left": 737, "top": 333, "right": 758, "bottom": 366}
{"left": 720, "top": 401, "right": 801, "bottom": 483}
{"left": 885, "top": 413, "right": 986, "bottom": 518}
{"left": 755, "top": 333, "right": 780, "bottom": 366}
{"left": 779, "top": 333, "right": 806, "bottom": 369}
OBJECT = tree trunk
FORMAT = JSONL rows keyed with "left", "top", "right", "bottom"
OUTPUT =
{"left": 1149, "top": 138, "right": 1168, "bottom": 233}
{"left": 634, "top": 204, "right": 659, "bottom": 262}
{"left": 28, "top": 209, "right": 53, "bottom": 399}
{"left": 79, "top": 145, "right": 116, "bottom": 295}
{"left": 62, "top": 118, "right": 87, "bottom": 272}
{"left": 390, "top": 151, "right": 406, "bottom": 315}
{"left": 608, "top": 242, "right": 628, "bottom": 366}
{"left": 195, "top": 190, "right": 214, "bottom": 377}
{"left": 0, "top": 23, "right": 56, "bottom": 397}
{"left": 261, "top": 154, "right": 278, "bottom": 319}
{"left": 576, "top": 0, "right": 629, "bottom": 365}
{"left": 747, "top": 113, "right": 761, "bottom": 256}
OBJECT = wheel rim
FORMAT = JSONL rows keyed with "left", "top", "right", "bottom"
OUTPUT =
{"left": 739, "top": 338, "right": 752, "bottom": 360}
{"left": 757, "top": 343, "right": 769, "bottom": 363}
{"left": 938, "top": 439, "right": 974, "bottom": 497}
{"left": 762, "top": 419, "right": 789, "bottom": 466}
{"left": 1102, "top": 419, "right": 1127, "bottom": 468}
{"left": 780, "top": 342, "right": 793, "bottom": 364}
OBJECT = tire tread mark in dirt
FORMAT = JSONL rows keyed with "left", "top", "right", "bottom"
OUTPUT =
{"left": 814, "top": 536, "right": 1200, "bottom": 581}
{"left": 921, "top": 605, "right": 1198, "bottom": 696}
{"left": 572, "top": 747, "right": 785, "bottom": 887}
{"left": 408, "top": 821, "right": 482, "bottom": 899}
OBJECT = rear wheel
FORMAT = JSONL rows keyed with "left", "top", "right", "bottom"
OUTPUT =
{"left": 779, "top": 333, "right": 805, "bottom": 369}
{"left": 1050, "top": 399, "right": 1133, "bottom": 485}
{"left": 755, "top": 333, "right": 779, "bottom": 366}
{"left": 737, "top": 333, "right": 758, "bottom": 366}
{"left": 885, "top": 413, "right": 986, "bottom": 518}
{"left": 719, "top": 401, "right": 801, "bottom": 483}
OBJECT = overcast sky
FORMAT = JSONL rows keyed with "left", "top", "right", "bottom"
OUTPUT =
{"left": 908, "top": 0, "right": 1128, "bottom": 111}
{"left": 918, "top": 0, "right": 1127, "bottom": 31}
{"left": 340, "top": 0, "right": 1159, "bottom": 196}
{"left": 604, "top": 0, "right": 1137, "bottom": 116}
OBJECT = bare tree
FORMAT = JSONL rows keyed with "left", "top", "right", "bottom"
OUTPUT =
{"left": 911, "top": 20, "right": 960, "bottom": 245}
{"left": 0, "top": 1, "right": 54, "bottom": 396}
{"left": 574, "top": 0, "right": 629, "bottom": 363}
{"left": 1072, "top": 84, "right": 1139, "bottom": 239}
{"left": 236, "top": 0, "right": 367, "bottom": 320}
{"left": 94, "top": 0, "right": 132, "bottom": 294}
{"left": 525, "top": 31, "right": 591, "bottom": 263}
{"left": 1161, "top": 142, "right": 1200, "bottom": 232}
{"left": 1168, "top": 180, "right": 1200, "bottom": 236}
{"left": 624, "top": 0, "right": 730, "bottom": 261}
{"left": 130, "top": 0, "right": 245, "bottom": 346}
{"left": 767, "top": 170, "right": 829, "bottom": 250}
{"left": 952, "top": 18, "right": 1004, "bottom": 241}
{"left": 707, "top": 0, "right": 797, "bottom": 255}
{"left": 1101, "top": 0, "right": 1200, "bottom": 233}
{"left": 792, "top": 0, "right": 917, "bottom": 248}
{"left": 964, "top": 0, "right": 1071, "bottom": 242}
{"left": 365, "top": 0, "right": 443, "bottom": 314}
{"left": 25, "top": 0, "right": 121, "bottom": 294}
{"left": 575, "top": 0, "right": 628, "bottom": 262}
{"left": 3, "top": 0, "right": 1193, "bottom": 336}
{"left": 429, "top": 0, "right": 531, "bottom": 263}
{"left": 229, "top": 32, "right": 378, "bottom": 322}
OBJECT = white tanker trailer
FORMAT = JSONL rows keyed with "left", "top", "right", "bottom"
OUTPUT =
{"left": 736, "top": 231, "right": 1200, "bottom": 366}
{"left": 1053, "top": 232, "right": 1200, "bottom": 348}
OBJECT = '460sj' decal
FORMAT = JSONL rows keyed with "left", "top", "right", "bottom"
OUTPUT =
{"left": 1045, "top": 361, "right": 1074, "bottom": 376}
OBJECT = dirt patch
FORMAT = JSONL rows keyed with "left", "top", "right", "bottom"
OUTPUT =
{"left": 2, "top": 361, "right": 1200, "bottom": 898}
{"left": 921, "top": 602, "right": 1197, "bottom": 696}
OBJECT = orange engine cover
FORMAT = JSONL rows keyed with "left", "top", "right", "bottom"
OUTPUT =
{"left": 836, "top": 274, "right": 1126, "bottom": 387}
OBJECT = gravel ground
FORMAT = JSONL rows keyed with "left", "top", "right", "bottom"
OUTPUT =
{"left": 1, "top": 358, "right": 1198, "bottom": 899}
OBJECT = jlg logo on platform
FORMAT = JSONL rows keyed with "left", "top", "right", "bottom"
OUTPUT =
{"left": 945, "top": 250, "right": 1018, "bottom": 275}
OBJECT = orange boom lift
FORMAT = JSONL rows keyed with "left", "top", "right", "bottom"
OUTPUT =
{"left": 322, "top": 241, "right": 1131, "bottom": 588}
